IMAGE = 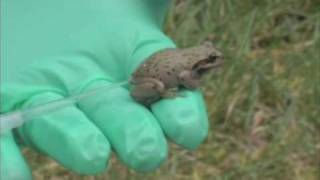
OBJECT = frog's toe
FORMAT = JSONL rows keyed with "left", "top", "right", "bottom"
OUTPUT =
{"left": 178, "top": 91, "right": 187, "bottom": 97}
{"left": 162, "top": 92, "right": 177, "bottom": 98}
{"left": 162, "top": 88, "right": 180, "bottom": 99}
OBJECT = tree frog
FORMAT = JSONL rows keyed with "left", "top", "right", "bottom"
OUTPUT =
{"left": 130, "top": 42, "right": 224, "bottom": 106}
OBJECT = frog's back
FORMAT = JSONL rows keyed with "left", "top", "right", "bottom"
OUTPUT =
{"left": 133, "top": 49, "right": 186, "bottom": 87}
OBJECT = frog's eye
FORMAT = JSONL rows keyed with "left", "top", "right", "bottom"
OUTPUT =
{"left": 208, "top": 55, "right": 219, "bottom": 63}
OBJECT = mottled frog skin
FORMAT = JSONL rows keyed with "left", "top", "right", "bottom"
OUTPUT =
{"left": 130, "top": 42, "right": 224, "bottom": 105}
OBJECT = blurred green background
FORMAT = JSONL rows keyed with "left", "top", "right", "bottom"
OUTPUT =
{"left": 24, "top": 0, "right": 319, "bottom": 179}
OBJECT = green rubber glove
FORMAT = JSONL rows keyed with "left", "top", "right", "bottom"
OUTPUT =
{"left": 1, "top": 0, "right": 209, "bottom": 177}
{"left": 0, "top": 132, "right": 32, "bottom": 180}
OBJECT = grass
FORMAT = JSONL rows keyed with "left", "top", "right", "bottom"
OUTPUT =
{"left": 24, "top": 0, "right": 320, "bottom": 179}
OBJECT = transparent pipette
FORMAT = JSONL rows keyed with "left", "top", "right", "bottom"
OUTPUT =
{"left": 0, "top": 81, "right": 129, "bottom": 135}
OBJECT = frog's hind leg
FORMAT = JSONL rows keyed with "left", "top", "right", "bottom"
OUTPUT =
{"left": 131, "top": 77, "right": 165, "bottom": 93}
{"left": 130, "top": 78, "right": 165, "bottom": 105}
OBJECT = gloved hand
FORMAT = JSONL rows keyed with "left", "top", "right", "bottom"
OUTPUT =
{"left": 1, "top": 0, "right": 209, "bottom": 179}
{"left": 0, "top": 132, "right": 32, "bottom": 179}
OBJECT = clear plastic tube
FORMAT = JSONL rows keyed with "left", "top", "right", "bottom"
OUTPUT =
{"left": 0, "top": 81, "right": 129, "bottom": 134}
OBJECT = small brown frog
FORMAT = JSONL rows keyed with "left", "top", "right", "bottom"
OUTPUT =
{"left": 130, "top": 42, "right": 224, "bottom": 105}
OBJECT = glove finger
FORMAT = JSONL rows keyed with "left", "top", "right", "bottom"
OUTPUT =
{"left": 0, "top": 132, "right": 32, "bottom": 180}
{"left": 151, "top": 90, "right": 209, "bottom": 150}
{"left": 79, "top": 80, "right": 167, "bottom": 172}
{"left": 17, "top": 92, "right": 110, "bottom": 175}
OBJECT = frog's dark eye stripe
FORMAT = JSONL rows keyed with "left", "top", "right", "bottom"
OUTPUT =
{"left": 193, "top": 59, "right": 209, "bottom": 70}
{"left": 208, "top": 55, "right": 218, "bottom": 63}
{"left": 197, "top": 68, "right": 210, "bottom": 76}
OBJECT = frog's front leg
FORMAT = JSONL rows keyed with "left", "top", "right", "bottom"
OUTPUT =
{"left": 178, "top": 70, "right": 200, "bottom": 90}
{"left": 130, "top": 77, "right": 165, "bottom": 105}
